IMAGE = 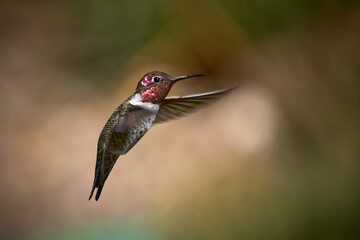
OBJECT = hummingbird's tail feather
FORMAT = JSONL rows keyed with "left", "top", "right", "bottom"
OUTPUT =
{"left": 89, "top": 173, "right": 100, "bottom": 200}
{"left": 89, "top": 189, "right": 95, "bottom": 200}
{"left": 89, "top": 146, "right": 105, "bottom": 201}
{"left": 95, "top": 182, "right": 105, "bottom": 201}
{"left": 93, "top": 167, "right": 112, "bottom": 201}
{"left": 88, "top": 168, "right": 110, "bottom": 201}
{"left": 88, "top": 177, "right": 106, "bottom": 201}
{"left": 89, "top": 150, "right": 119, "bottom": 201}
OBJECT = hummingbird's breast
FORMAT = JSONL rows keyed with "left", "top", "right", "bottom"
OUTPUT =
{"left": 119, "top": 114, "right": 156, "bottom": 154}
{"left": 113, "top": 93, "right": 160, "bottom": 154}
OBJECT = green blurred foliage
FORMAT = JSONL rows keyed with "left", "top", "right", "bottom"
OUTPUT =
{"left": 33, "top": 221, "right": 160, "bottom": 240}
{"left": 62, "top": 0, "right": 169, "bottom": 77}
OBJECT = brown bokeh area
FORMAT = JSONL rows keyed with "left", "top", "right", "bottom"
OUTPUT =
{"left": 0, "top": 1, "right": 359, "bottom": 239}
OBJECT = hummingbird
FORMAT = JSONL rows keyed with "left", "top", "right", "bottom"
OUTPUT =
{"left": 89, "top": 71, "right": 234, "bottom": 201}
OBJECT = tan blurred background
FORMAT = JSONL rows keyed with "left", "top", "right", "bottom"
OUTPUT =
{"left": 0, "top": 0, "right": 359, "bottom": 239}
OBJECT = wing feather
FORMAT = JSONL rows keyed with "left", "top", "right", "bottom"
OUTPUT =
{"left": 154, "top": 88, "right": 235, "bottom": 124}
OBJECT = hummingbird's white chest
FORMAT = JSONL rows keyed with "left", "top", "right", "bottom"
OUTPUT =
{"left": 128, "top": 93, "right": 160, "bottom": 113}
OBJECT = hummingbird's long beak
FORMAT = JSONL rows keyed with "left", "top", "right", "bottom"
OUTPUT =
{"left": 172, "top": 74, "right": 204, "bottom": 83}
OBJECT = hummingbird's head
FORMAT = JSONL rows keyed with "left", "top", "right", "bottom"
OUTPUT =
{"left": 136, "top": 71, "right": 204, "bottom": 104}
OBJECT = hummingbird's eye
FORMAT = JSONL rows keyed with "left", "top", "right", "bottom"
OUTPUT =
{"left": 152, "top": 77, "right": 161, "bottom": 83}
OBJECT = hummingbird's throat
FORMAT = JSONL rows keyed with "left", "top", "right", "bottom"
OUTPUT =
{"left": 141, "top": 85, "right": 171, "bottom": 104}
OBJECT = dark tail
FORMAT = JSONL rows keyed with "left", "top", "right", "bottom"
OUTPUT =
{"left": 88, "top": 174, "right": 108, "bottom": 201}
{"left": 88, "top": 172, "right": 101, "bottom": 201}
{"left": 89, "top": 151, "right": 118, "bottom": 201}
{"left": 89, "top": 170, "right": 111, "bottom": 201}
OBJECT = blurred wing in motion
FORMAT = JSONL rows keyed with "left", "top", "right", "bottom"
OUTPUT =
{"left": 154, "top": 88, "right": 235, "bottom": 124}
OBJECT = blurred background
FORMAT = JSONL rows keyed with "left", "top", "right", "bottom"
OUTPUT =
{"left": 1, "top": 0, "right": 359, "bottom": 239}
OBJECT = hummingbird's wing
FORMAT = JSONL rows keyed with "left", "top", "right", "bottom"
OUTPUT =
{"left": 89, "top": 103, "right": 158, "bottom": 201}
{"left": 154, "top": 88, "right": 235, "bottom": 124}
